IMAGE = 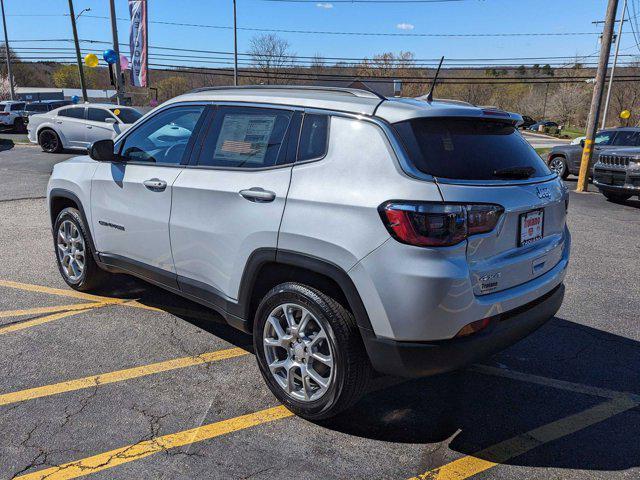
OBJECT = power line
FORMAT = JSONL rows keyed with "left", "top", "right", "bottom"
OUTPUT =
{"left": 7, "top": 13, "right": 601, "bottom": 38}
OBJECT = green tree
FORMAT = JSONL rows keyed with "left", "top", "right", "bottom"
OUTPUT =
{"left": 52, "top": 64, "right": 102, "bottom": 89}
{"left": 156, "top": 76, "right": 189, "bottom": 102}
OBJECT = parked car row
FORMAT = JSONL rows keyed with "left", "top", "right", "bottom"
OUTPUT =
{"left": 27, "top": 103, "right": 143, "bottom": 152}
{"left": 544, "top": 126, "right": 640, "bottom": 203}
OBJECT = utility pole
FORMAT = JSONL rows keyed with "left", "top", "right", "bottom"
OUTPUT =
{"left": 602, "top": 0, "right": 627, "bottom": 129}
{"left": 109, "top": 0, "right": 125, "bottom": 105}
{"left": 542, "top": 82, "right": 550, "bottom": 119}
{"left": 0, "top": 0, "right": 15, "bottom": 100}
{"left": 233, "top": 0, "right": 238, "bottom": 86}
{"left": 68, "top": 0, "right": 88, "bottom": 102}
{"left": 577, "top": 0, "right": 619, "bottom": 193}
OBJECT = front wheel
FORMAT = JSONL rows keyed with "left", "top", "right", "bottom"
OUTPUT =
{"left": 39, "top": 129, "right": 62, "bottom": 153}
{"left": 54, "top": 207, "right": 109, "bottom": 291}
{"left": 548, "top": 156, "right": 569, "bottom": 179}
{"left": 602, "top": 190, "right": 632, "bottom": 203}
{"left": 253, "top": 282, "right": 371, "bottom": 420}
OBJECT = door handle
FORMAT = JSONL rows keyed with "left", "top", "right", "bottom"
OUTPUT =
{"left": 239, "top": 187, "right": 276, "bottom": 203}
{"left": 55, "top": 120, "right": 62, "bottom": 124}
{"left": 143, "top": 178, "right": 167, "bottom": 192}
{"left": 87, "top": 125, "right": 92, "bottom": 129}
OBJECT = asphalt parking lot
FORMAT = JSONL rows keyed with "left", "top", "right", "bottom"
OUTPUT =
{"left": 0, "top": 145, "right": 639, "bottom": 480}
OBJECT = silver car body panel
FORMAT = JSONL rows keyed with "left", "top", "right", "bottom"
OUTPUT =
{"left": 47, "top": 87, "right": 570, "bottom": 347}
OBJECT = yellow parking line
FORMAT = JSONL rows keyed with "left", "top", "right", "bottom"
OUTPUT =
{"left": 0, "top": 302, "right": 102, "bottom": 319}
{"left": 0, "top": 278, "right": 201, "bottom": 315}
{"left": 0, "top": 347, "right": 248, "bottom": 406}
{"left": 0, "top": 306, "right": 104, "bottom": 335}
{"left": 0, "top": 279, "right": 125, "bottom": 304}
{"left": 409, "top": 395, "right": 639, "bottom": 480}
{"left": 15, "top": 405, "right": 293, "bottom": 480}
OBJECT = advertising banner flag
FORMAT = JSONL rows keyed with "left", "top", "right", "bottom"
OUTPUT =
{"left": 128, "top": 0, "right": 148, "bottom": 87}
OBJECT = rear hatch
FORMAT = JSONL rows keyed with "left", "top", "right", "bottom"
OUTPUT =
{"left": 394, "top": 115, "right": 568, "bottom": 295}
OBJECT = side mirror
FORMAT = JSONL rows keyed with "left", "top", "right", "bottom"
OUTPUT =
{"left": 580, "top": 139, "right": 585, "bottom": 148}
{"left": 104, "top": 117, "right": 117, "bottom": 125}
{"left": 88, "top": 139, "right": 115, "bottom": 161}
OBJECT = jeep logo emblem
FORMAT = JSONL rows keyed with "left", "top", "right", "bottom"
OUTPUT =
{"left": 536, "top": 186, "right": 551, "bottom": 199}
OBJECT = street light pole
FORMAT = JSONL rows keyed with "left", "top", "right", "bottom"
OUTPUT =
{"left": 577, "top": 0, "right": 619, "bottom": 193}
{"left": 109, "top": 0, "right": 125, "bottom": 105}
{"left": 233, "top": 0, "right": 238, "bottom": 86}
{"left": 0, "top": 0, "right": 15, "bottom": 101}
{"left": 68, "top": 0, "right": 88, "bottom": 102}
{"left": 602, "top": 0, "right": 627, "bottom": 129}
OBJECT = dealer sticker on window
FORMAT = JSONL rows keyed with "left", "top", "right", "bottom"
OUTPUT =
{"left": 519, "top": 209, "right": 544, "bottom": 247}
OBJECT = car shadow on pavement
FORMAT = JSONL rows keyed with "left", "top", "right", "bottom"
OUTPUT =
{"left": 322, "top": 317, "right": 640, "bottom": 473}
{"left": 93, "top": 276, "right": 640, "bottom": 473}
{"left": 0, "top": 139, "right": 15, "bottom": 151}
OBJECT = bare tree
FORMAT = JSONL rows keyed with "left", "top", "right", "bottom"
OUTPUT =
{"left": 248, "top": 34, "right": 296, "bottom": 84}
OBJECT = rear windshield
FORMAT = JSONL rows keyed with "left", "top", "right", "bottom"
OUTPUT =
{"left": 110, "top": 108, "right": 142, "bottom": 124}
{"left": 394, "top": 118, "right": 551, "bottom": 180}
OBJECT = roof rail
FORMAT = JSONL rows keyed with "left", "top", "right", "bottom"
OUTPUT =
{"left": 187, "top": 84, "right": 386, "bottom": 101}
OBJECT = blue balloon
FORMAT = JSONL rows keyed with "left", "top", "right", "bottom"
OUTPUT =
{"left": 71, "top": 95, "right": 80, "bottom": 104}
{"left": 103, "top": 49, "right": 118, "bottom": 65}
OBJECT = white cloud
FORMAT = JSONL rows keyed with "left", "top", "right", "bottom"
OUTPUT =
{"left": 396, "top": 23, "right": 415, "bottom": 31}
{"left": 316, "top": 2, "right": 333, "bottom": 8}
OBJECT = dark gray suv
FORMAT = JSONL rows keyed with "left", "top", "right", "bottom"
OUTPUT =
{"left": 547, "top": 127, "right": 640, "bottom": 178}
{"left": 594, "top": 148, "right": 640, "bottom": 202}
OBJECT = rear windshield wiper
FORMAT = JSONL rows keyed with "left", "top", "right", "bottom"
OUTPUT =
{"left": 492, "top": 166, "right": 535, "bottom": 179}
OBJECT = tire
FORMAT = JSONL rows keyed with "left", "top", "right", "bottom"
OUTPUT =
{"left": 39, "top": 128, "right": 62, "bottom": 153}
{"left": 548, "top": 155, "right": 569, "bottom": 179}
{"left": 602, "top": 190, "right": 632, "bottom": 203}
{"left": 53, "top": 207, "right": 108, "bottom": 291}
{"left": 253, "top": 282, "right": 371, "bottom": 420}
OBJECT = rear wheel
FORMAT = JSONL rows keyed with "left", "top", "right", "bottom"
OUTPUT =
{"left": 54, "top": 207, "right": 109, "bottom": 291}
{"left": 602, "top": 190, "right": 632, "bottom": 203}
{"left": 253, "top": 282, "right": 371, "bottom": 420}
{"left": 39, "top": 129, "right": 62, "bottom": 153}
{"left": 548, "top": 156, "right": 569, "bottom": 179}
{"left": 13, "top": 117, "right": 25, "bottom": 133}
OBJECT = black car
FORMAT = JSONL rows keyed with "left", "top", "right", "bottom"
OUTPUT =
{"left": 546, "top": 127, "right": 640, "bottom": 179}
{"left": 528, "top": 120, "right": 559, "bottom": 132}
{"left": 24, "top": 100, "right": 72, "bottom": 116}
{"left": 520, "top": 115, "right": 536, "bottom": 129}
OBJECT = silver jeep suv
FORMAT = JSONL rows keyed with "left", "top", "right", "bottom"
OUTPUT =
{"left": 47, "top": 86, "right": 570, "bottom": 419}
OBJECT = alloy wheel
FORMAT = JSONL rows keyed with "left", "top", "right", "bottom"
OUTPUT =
{"left": 56, "top": 220, "right": 86, "bottom": 282}
{"left": 549, "top": 157, "right": 565, "bottom": 176}
{"left": 262, "top": 303, "right": 334, "bottom": 402}
{"left": 40, "top": 131, "right": 58, "bottom": 152}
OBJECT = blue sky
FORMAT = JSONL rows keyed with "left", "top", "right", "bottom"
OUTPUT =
{"left": 3, "top": 0, "right": 638, "bottom": 67}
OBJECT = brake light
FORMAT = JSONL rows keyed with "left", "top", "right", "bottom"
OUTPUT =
{"left": 0, "top": 112, "right": 9, "bottom": 116}
{"left": 379, "top": 202, "right": 503, "bottom": 247}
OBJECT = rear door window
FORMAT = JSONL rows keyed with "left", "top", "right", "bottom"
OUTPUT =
{"left": 10, "top": 103, "right": 25, "bottom": 111}
{"left": 394, "top": 117, "right": 551, "bottom": 180}
{"left": 611, "top": 130, "right": 640, "bottom": 146}
{"left": 197, "top": 106, "right": 293, "bottom": 168}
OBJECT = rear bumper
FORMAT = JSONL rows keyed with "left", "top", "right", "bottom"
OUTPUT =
{"left": 362, "top": 283, "right": 564, "bottom": 377}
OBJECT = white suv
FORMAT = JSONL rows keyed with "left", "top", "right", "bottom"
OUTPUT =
{"left": 47, "top": 86, "right": 570, "bottom": 419}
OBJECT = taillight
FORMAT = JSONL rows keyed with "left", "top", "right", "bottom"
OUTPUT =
{"left": 0, "top": 112, "right": 9, "bottom": 116}
{"left": 379, "top": 201, "right": 503, "bottom": 247}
